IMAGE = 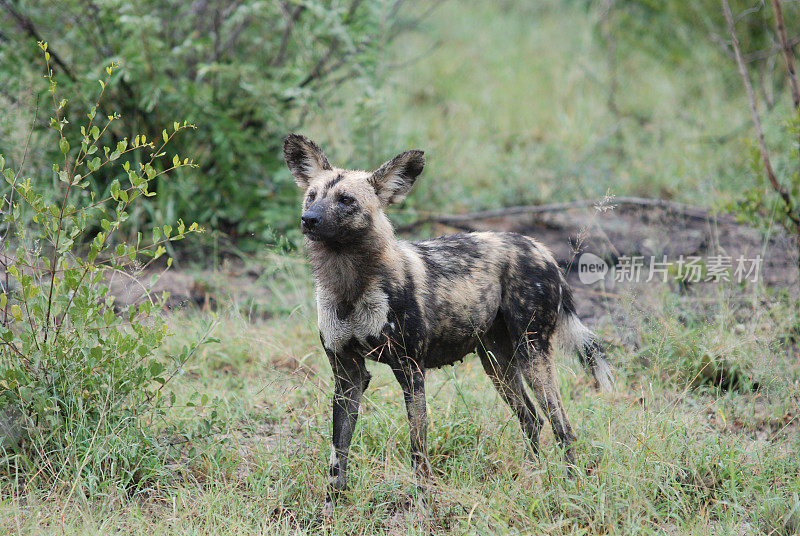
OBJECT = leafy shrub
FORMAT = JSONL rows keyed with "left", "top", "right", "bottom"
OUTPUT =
{"left": 0, "top": 46, "right": 208, "bottom": 494}
{"left": 0, "top": 0, "right": 406, "bottom": 244}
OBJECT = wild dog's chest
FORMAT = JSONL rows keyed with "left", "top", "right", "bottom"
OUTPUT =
{"left": 316, "top": 285, "right": 390, "bottom": 354}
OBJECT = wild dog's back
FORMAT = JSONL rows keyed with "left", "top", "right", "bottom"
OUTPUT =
{"left": 404, "top": 231, "right": 566, "bottom": 367}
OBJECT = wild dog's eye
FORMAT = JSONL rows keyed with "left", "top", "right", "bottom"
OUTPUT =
{"left": 339, "top": 195, "right": 354, "bottom": 206}
{"left": 307, "top": 191, "right": 316, "bottom": 202}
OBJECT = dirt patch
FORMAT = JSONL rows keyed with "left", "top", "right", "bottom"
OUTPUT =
{"left": 105, "top": 258, "right": 280, "bottom": 317}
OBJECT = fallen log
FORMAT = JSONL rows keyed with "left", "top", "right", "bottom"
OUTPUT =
{"left": 396, "top": 196, "right": 736, "bottom": 232}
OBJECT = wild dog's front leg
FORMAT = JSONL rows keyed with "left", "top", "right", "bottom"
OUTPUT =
{"left": 325, "top": 350, "right": 370, "bottom": 509}
{"left": 391, "top": 357, "right": 431, "bottom": 478}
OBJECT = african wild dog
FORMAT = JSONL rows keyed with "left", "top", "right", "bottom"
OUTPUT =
{"left": 283, "top": 134, "right": 613, "bottom": 507}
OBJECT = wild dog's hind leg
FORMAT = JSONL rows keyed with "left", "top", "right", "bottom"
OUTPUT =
{"left": 390, "top": 357, "right": 431, "bottom": 478}
{"left": 326, "top": 350, "right": 370, "bottom": 508}
{"left": 476, "top": 342, "right": 544, "bottom": 458}
{"left": 520, "top": 350, "right": 577, "bottom": 465}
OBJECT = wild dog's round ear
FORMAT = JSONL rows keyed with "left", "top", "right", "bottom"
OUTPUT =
{"left": 283, "top": 134, "right": 332, "bottom": 189}
{"left": 368, "top": 150, "right": 425, "bottom": 206}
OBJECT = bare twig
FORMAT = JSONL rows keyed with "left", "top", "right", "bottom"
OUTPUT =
{"left": 272, "top": 3, "right": 305, "bottom": 67}
{"left": 722, "top": 0, "right": 798, "bottom": 228}
{"left": 770, "top": 0, "right": 800, "bottom": 180}
{"left": 385, "top": 0, "right": 443, "bottom": 43}
{"left": 710, "top": 32, "right": 800, "bottom": 63}
{"left": 770, "top": 0, "right": 800, "bottom": 109}
{"left": 297, "top": 0, "right": 364, "bottom": 89}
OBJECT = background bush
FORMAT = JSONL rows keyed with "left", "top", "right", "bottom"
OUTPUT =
{"left": 0, "top": 0, "right": 408, "bottom": 245}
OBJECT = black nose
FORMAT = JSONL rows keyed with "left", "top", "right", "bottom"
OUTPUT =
{"left": 301, "top": 214, "right": 319, "bottom": 229}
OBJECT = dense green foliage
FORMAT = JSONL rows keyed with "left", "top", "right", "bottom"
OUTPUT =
{"left": 0, "top": 51, "right": 212, "bottom": 492}
{"left": 0, "top": 0, "right": 402, "bottom": 243}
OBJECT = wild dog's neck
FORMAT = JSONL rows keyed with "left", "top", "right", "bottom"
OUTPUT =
{"left": 306, "top": 233, "right": 401, "bottom": 304}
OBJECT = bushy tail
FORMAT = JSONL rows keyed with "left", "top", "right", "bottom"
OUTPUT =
{"left": 555, "top": 283, "right": 614, "bottom": 392}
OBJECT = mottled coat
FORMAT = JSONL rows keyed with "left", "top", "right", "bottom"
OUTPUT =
{"left": 282, "top": 134, "right": 613, "bottom": 507}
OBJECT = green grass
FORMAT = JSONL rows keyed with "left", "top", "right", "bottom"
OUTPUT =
{"left": 3, "top": 255, "right": 798, "bottom": 535}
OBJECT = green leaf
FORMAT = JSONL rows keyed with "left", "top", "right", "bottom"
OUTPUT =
{"left": 1, "top": 329, "right": 12, "bottom": 343}
{"left": 149, "top": 361, "right": 165, "bottom": 377}
{"left": 59, "top": 138, "right": 69, "bottom": 154}
{"left": 162, "top": 129, "right": 169, "bottom": 143}
{"left": 90, "top": 125, "right": 100, "bottom": 140}
{"left": 110, "top": 179, "right": 121, "bottom": 200}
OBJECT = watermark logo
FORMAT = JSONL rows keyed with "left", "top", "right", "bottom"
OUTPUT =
{"left": 578, "top": 252, "right": 609, "bottom": 285}
{"left": 576, "top": 253, "right": 763, "bottom": 285}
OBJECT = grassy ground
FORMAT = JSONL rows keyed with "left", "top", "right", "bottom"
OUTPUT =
{"left": 3, "top": 1, "right": 800, "bottom": 534}
{"left": 3, "top": 252, "right": 799, "bottom": 535}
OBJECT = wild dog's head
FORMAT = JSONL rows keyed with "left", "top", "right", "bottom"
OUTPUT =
{"left": 283, "top": 134, "right": 424, "bottom": 247}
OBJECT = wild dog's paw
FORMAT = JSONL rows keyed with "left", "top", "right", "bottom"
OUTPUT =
{"left": 321, "top": 497, "right": 335, "bottom": 518}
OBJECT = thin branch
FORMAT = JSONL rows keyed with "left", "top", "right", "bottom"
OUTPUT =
{"left": 722, "top": 0, "right": 798, "bottom": 226}
{"left": 271, "top": 3, "right": 305, "bottom": 67}
{"left": 297, "top": 0, "right": 363, "bottom": 89}
{"left": 710, "top": 32, "right": 800, "bottom": 63}
{"left": 770, "top": 0, "right": 800, "bottom": 109}
{"left": 770, "top": 0, "right": 800, "bottom": 181}
{"left": 84, "top": 0, "right": 115, "bottom": 60}
{"left": 385, "top": 0, "right": 444, "bottom": 43}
